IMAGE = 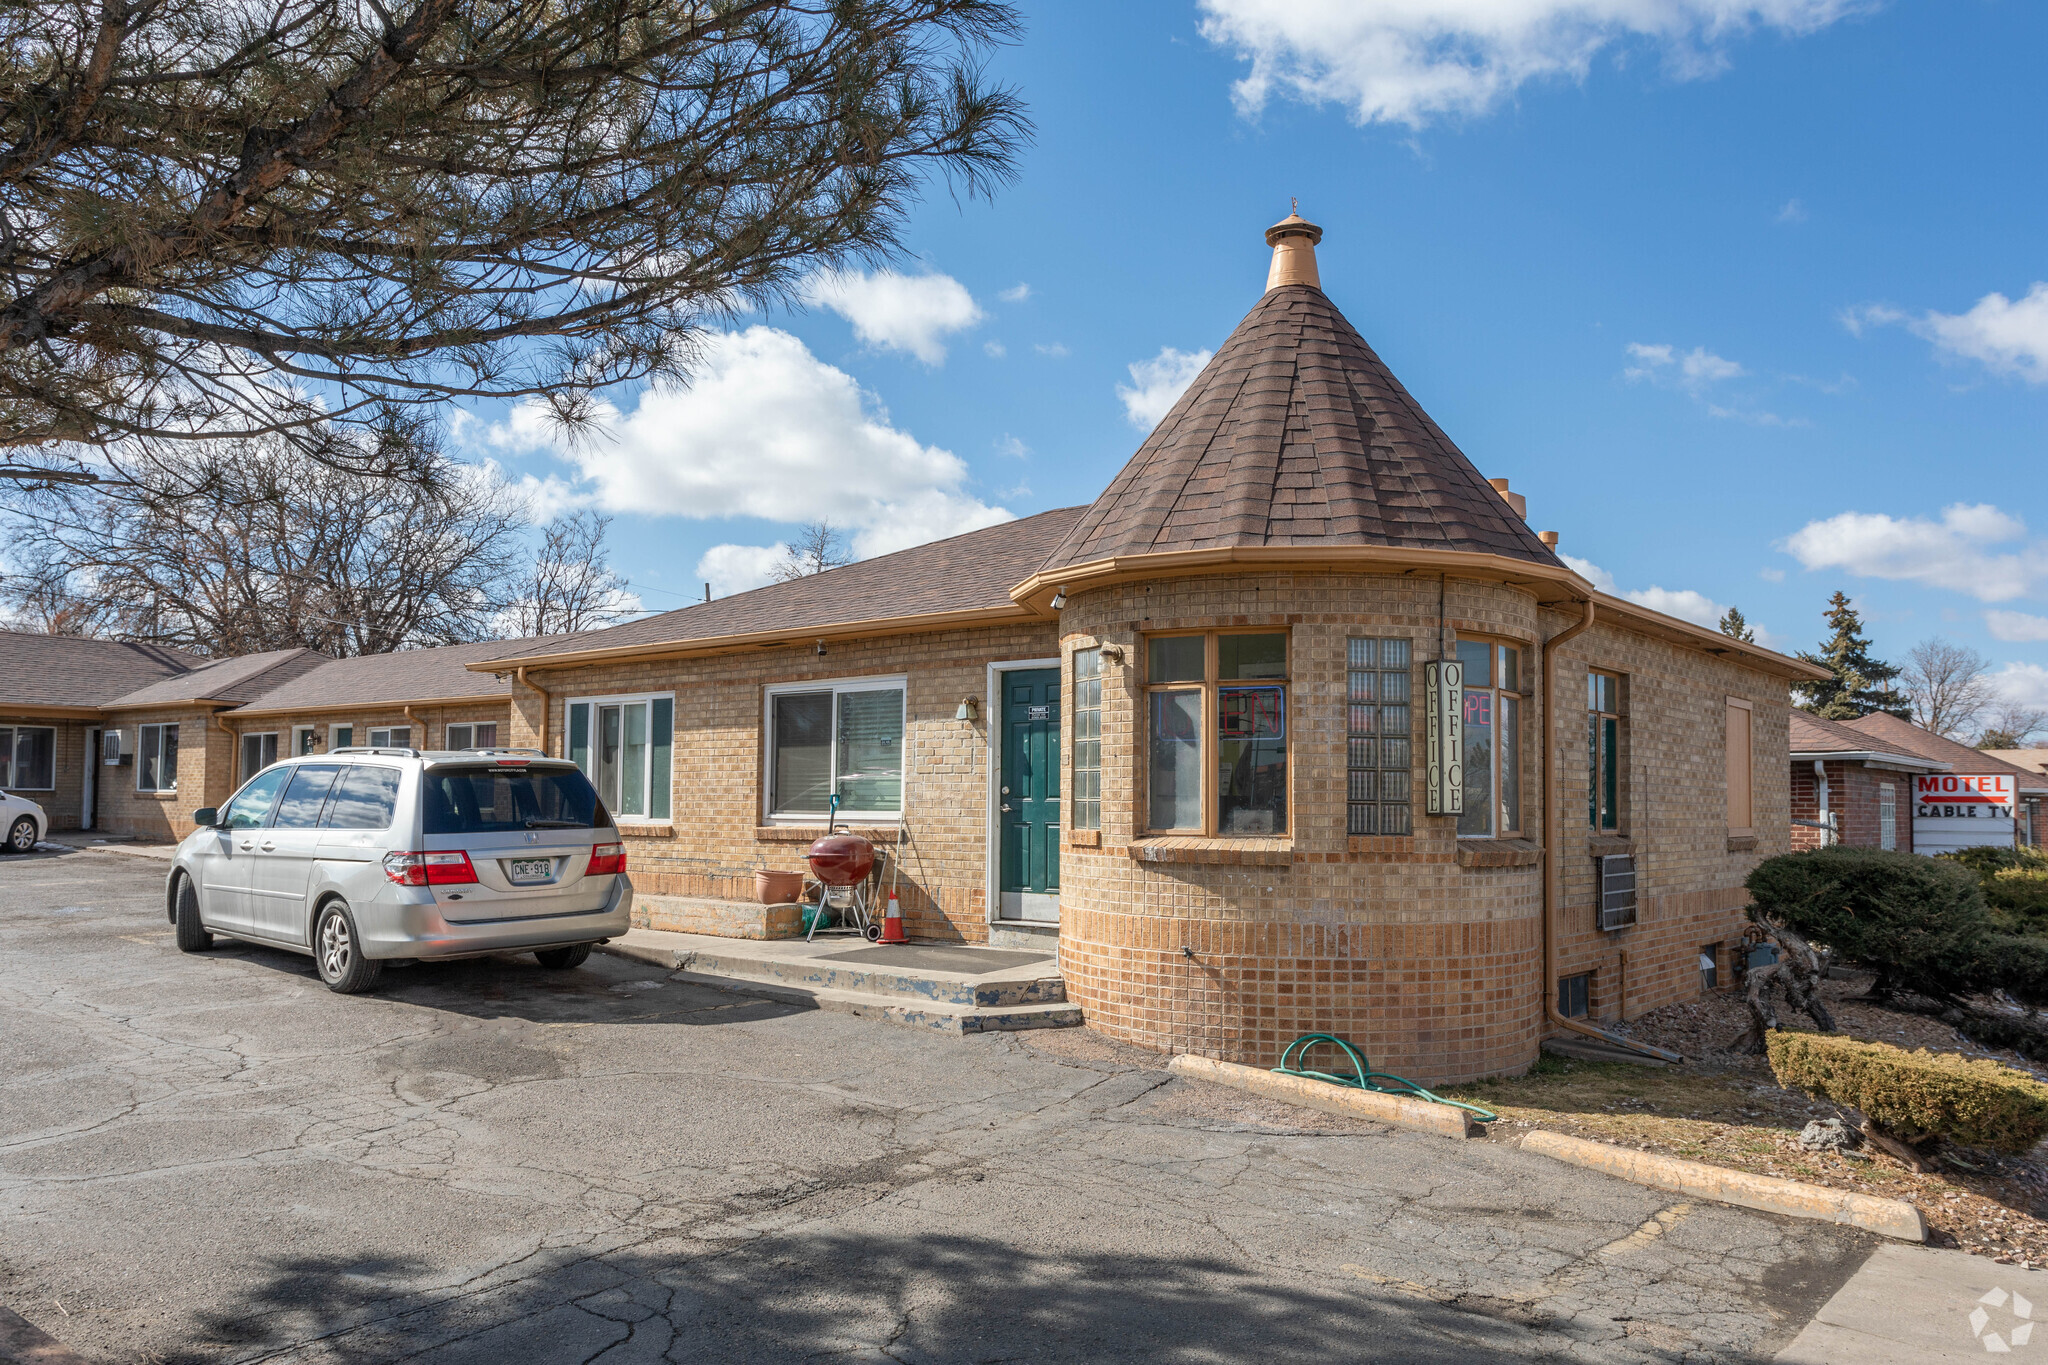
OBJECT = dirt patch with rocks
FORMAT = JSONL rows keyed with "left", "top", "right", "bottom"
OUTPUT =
{"left": 1437, "top": 976, "right": 2048, "bottom": 1266}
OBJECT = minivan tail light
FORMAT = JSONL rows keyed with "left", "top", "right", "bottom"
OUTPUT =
{"left": 587, "top": 842, "right": 626, "bottom": 876}
{"left": 383, "top": 850, "right": 479, "bottom": 886}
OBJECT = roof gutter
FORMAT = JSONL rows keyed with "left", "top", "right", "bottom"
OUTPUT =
{"left": 1789, "top": 749, "right": 1948, "bottom": 771}
{"left": 225, "top": 692, "right": 514, "bottom": 720}
{"left": 1539, "top": 597, "right": 1683, "bottom": 1065}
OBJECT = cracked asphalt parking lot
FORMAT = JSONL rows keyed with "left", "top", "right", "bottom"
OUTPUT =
{"left": 2, "top": 853, "right": 1874, "bottom": 1363}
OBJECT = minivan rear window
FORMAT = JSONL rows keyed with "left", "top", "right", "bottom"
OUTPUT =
{"left": 324, "top": 766, "right": 401, "bottom": 830}
{"left": 422, "top": 766, "right": 603, "bottom": 835}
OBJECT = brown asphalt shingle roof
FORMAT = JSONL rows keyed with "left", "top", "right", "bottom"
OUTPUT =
{"left": 0, "top": 630, "right": 207, "bottom": 709}
{"left": 1035, "top": 285, "right": 1566, "bottom": 576}
{"left": 1789, "top": 710, "right": 1945, "bottom": 766}
{"left": 105, "top": 648, "right": 329, "bottom": 709}
{"left": 232, "top": 636, "right": 577, "bottom": 713}
{"left": 1842, "top": 712, "right": 2048, "bottom": 793}
{"left": 481, "top": 507, "right": 1087, "bottom": 663}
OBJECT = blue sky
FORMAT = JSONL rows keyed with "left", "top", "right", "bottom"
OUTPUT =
{"left": 463, "top": 1, "right": 2048, "bottom": 717}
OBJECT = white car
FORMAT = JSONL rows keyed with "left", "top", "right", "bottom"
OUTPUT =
{"left": 1, "top": 791, "right": 47, "bottom": 854}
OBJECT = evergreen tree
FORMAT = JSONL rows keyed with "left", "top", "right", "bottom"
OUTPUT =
{"left": 1796, "top": 591, "right": 1909, "bottom": 719}
{"left": 1719, "top": 606, "right": 1756, "bottom": 643}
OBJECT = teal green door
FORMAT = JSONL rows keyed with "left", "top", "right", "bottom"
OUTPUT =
{"left": 999, "top": 669, "right": 1060, "bottom": 921}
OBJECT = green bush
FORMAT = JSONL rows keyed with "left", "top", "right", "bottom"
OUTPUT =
{"left": 1941, "top": 846, "right": 2048, "bottom": 933}
{"left": 1767, "top": 1030, "right": 2048, "bottom": 1153}
{"left": 1746, "top": 846, "right": 1992, "bottom": 995}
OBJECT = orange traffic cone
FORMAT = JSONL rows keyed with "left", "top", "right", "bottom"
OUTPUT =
{"left": 879, "top": 891, "right": 908, "bottom": 943}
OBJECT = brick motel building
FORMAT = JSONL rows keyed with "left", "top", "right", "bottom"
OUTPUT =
{"left": 461, "top": 213, "right": 1830, "bottom": 1083}
{"left": 1791, "top": 710, "right": 2047, "bottom": 853}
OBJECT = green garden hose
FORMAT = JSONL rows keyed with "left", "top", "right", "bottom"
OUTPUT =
{"left": 1274, "top": 1033, "right": 1498, "bottom": 1123}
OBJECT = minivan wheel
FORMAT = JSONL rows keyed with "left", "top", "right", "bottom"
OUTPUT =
{"left": 4, "top": 817, "right": 34, "bottom": 854}
{"left": 534, "top": 944, "right": 592, "bottom": 970}
{"left": 173, "top": 874, "right": 213, "bottom": 952}
{"left": 314, "top": 900, "right": 383, "bottom": 994}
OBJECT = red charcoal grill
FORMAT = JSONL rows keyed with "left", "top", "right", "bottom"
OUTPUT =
{"left": 804, "top": 832, "right": 879, "bottom": 941}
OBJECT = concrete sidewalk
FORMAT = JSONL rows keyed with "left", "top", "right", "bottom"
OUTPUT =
{"left": 1777, "top": 1244, "right": 2047, "bottom": 1362}
{"left": 41, "top": 833, "right": 175, "bottom": 861}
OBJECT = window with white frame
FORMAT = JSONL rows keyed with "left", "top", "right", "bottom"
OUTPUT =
{"left": 0, "top": 726, "right": 56, "bottom": 790}
{"left": 137, "top": 723, "right": 179, "bottom": 792}
{"left": 445, "top": 722, "right": 499, "bottom": 751}
{"left": 764, "top": 678, "right": 904, "bottom": 820}
{"left": 330, "top": 724, "right": 354, "bottom": 749}
{"left": 1879, "top": 783, "right": 1897, "bottom": 851}
{"left": 567, "top": 694, "right": 673, "bottom": 821}
{"left": 366, "top": 726, "right": 411, "bottom": 749}
{"left": 240, "top": 731, "right": 278, "bottom": 782}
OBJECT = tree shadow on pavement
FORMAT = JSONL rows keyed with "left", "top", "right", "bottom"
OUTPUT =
{"left": 160, "top": 1229, "right": 1686, "bottom": 1365}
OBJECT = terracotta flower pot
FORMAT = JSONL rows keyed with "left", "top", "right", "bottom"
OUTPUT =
{"left": 755, "top": 869, "right": 805, "bottom": 905}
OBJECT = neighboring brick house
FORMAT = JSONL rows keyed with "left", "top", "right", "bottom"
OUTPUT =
{"left": 1788, "top": 710, "right": 1946, "bottom": 852}
{"left": 1841, "top": 713, "right": 2048, "bottom": 850}
{"left": 0, "top": 630, "right": 206, "bottom": 830}
{"left": 1983, "top": 749, "right": 2048, "bottom": 848}
{"left": 476, "top": 212, "right": 1830, "bottom": 1083}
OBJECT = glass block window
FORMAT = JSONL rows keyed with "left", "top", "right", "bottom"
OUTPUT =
{"left": 1071, "top": 648, "right": 1102, "bottom": 830}
{"left": 1347, "top": 637, "right": 1412, "bottom": 836}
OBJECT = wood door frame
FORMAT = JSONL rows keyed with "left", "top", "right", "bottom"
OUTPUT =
{"left": 984, "top": 657, "right": 1061, "bottom": 928}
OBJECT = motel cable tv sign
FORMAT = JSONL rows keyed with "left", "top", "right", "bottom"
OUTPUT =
{"left": 1913, "top": 772, "right": 2019, "bottom": 855}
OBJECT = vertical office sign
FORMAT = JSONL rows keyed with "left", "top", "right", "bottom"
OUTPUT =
{"left": 1424, "top": 660, "right": 1464, "bottom": 815}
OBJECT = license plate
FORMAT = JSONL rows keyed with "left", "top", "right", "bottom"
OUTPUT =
{"left": 509, "top": 858, "right": 553, "bottom": 884}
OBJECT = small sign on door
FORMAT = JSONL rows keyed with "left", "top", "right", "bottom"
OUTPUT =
{"left": 1026, "top": 704, "right": 1052, "bottom": 720}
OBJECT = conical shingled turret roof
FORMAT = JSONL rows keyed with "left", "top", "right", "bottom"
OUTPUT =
{"left": 1033, "top": 234, "right": 1565, "bottom": 579}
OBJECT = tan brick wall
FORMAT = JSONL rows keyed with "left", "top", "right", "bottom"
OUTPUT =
{"left": 1053, "top": 572, "right": 1792, "bottom": 1084}
{"left": 95, "top": 706, "right": 238, "bottom": 839}
{"left": 0, "top": 716, "right": 89, "bottom": 830}
{"left": 507, "top": 622, "right": 1061, "bottom": 944}
{"left": 225, "top": 702, "right": 511, "bottom": 778}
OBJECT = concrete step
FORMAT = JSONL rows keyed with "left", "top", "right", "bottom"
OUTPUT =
{"left": 597, "top": 928, "right": 1081, "bottom": 1035}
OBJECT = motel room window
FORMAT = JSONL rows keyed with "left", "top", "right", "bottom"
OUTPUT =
{"left": 1879, "top": 783, "right": 1897, "bottom": 851}
{"left": 1145, "top": 631, "right": 1288, "bottom": 836}
{"left": 1588, "top": 670, "right": 1623, "bottom": 831}
{"left": 1725, "top": 698, "right": 1755, "bottom": 834}
{"left": 568, "top": 695, "right": 675, "bottom": 822}
{"left": 366, "top": 726, "right": 411, "bottom": 750}
{"left": 330, "top": 725, "right": 354, "bottom": 750}
{"left": 0, "top": 725, "right": 56, "bottom": 791}
{"left": 136, "top": 723, "right": 179, "bottom": 792}
{"left": 1071, "top": 648, "right": 1103, "bottom": 830}
{"left": 240, "top": 731, "right": 278, "bottom": 782}
{"left": 1456, "top": 638, "right": 1523, "bottom": 838}
{"left": 445, "top": 722, "right": 500, "bottom": 751}
{"left": 1346, "top": 638, "right": 1412, "bottom": 836}
{"left": 763, "top": 679, "right": 902, "bottom": 821}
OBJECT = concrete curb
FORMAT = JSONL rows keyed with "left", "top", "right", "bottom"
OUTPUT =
{"left": 0, "top": 1306, "right": 94, "bottom": 1363}
{"left": 1520, "top": 1129, "right": 1927, "bottom": 1243}
{"left": 1166, "top": 1055, "right": 1480, "bottom": 1139}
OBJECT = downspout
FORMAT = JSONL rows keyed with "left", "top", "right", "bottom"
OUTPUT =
{"left": 1540, "top": 597, "right": 1683, "bottom": 1063}
{"left": 516, "top": 667, "right": 551, "bottom": 756}
{"left": 403, "top": 704, "right": 423, "bottom": 750}
{"left": 1813, "top": 759, "right": 1834, "bottom": 846}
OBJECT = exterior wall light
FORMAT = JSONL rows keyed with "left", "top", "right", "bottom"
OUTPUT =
{"left": 815, "top": 639, "right": 827, "bottom": 657}
{"left": 955, "top": 697, "right": 979, "bottom": 722}
{"left": 1050, "top": 586, "right": 1067, "bottom": 609}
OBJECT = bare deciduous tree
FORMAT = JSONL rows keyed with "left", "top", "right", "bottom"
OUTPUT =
{"left": 773, "top": 521, "right": 853, "bottom": 581}
{"left": 1902, "top": 636, "right": 1995, "bottom": 739}
{"left": 1980, "top": 703, "right": 2048, "bottom": 752}
{"left": 3, "top": 436, "right": 526, "bottom": 655}
{"left": 504, "top": 511, "right": 635, "bottom": 637}
{"left": 0, "top": 1, "right": 1027, "bottom": 481}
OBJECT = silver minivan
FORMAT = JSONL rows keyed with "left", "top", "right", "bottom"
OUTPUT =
{"left": 165, "top": 748, "right": 633, "bottom": 993}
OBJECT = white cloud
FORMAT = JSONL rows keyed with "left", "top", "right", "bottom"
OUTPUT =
{"left": 1988, "top": 610, "right": 2048, "bottom": 644}
{"left": 1118, "top": 346, "right": 1214, "bottom": 430}
{"left": 995, "top": 434, "right": 1030, "bottom": 459}
{"left": 983, "top": 340, "right": 1007, "bottom": 359}
{"left": 1034, "top": 342, "right": 1070, "bottom": 358}
{"left": 1196, "top": 0, "right": 1862, "bottom": 129}
{"left": 801, "top": 267, "right": 983, "bottom": 364}
{"left": 480, "top": 326, "right": 1010, "bottom": 561}
{"left": 1782, "top": 504, "right": 2048, "bottom": 603}
{"left": 695, "top": 542, "right": 788, "bottom": 599}
{"left": 1759, "top": 567, "right": 1785, "bottom": 582}
{"left": 1846, "top": 284, "right": 2048, "bottom": 384}
{"left": 1564, "top": 553, "right": 1784, "bottom": 644}
{"left": 1993, "top": 663, "right": 2048, "bottom": 712}
{"left": 1777, "top": 197, "right": 1807, "bottom": 224}
{"left": 998, "top": 283, "right": 1032, "bottom": 303}
{"left": 1624, "top": 342, "right": 1744, "bottom": 392}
